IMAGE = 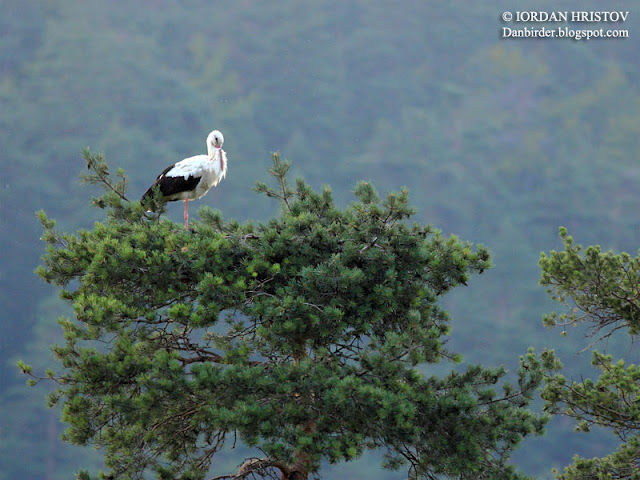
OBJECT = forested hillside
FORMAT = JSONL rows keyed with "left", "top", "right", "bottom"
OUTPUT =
{"left": 1, "top": 1, "right": 639, "bottom": 479}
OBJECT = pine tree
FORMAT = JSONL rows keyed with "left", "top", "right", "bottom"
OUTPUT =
{"left": 539, "top": 228, "right": 640, "bottom": 480}
{"left": 22, "top": 150, "right": 546, "bottom": 480}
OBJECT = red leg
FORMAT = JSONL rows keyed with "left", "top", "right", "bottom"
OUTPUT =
{"left": 184, "top": 199, "right": 189, "bottom": 230}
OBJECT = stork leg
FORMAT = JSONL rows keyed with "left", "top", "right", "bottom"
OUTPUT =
{"left": 184, "top": 199, "right": 189, "bottom": 230}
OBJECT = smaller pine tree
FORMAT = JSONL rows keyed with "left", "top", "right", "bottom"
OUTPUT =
{"left": 539, "top": 227, "right": 640, "bottom": 480}
{"left": 22, "top": 150, "right": 546, "bottom": 479}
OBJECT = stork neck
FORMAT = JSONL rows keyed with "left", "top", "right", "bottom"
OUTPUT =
{"left": 207, "top": 144, "right": 221, "bottom": 159}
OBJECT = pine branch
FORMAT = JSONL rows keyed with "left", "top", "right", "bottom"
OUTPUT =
{"left": 81, "top": 147, "right": 130, "bottom": 203}
{"left": 254, "top": 152, "right": 294, "bottom": 210}
{"left": 209, "top": 457, "right": 293, "bottom": 480}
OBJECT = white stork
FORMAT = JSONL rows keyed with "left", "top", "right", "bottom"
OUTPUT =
{"left": 142, "top": 130, "right": 227, "bottom": 229}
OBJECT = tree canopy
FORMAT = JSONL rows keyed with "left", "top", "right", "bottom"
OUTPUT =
{"left": 539, "top": 229, "right": 640, "bottom": 479}
{"left": 23, "top": 152, "right": 547, "bottom": 479}
{"left": 3, "top": 3, "right": 640, "bottom": 477}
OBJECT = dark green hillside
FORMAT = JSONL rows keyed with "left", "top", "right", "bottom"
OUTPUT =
{"left": 2, "top": 1, "right": 639, "bottom": 478}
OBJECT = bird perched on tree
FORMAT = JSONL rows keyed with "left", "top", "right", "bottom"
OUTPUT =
{"left": 142, "top": 130, "right": 227, "bottom": 229}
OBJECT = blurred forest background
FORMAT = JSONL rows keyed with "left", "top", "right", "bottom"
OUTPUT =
{"left": 1, "top": 1, "right": 639, "bottom": 479}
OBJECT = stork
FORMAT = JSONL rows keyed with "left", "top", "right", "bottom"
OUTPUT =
{"left": 142, "top": 130, "right": 227, "bottom": 229}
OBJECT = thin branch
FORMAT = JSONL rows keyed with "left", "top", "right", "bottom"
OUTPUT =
{"left": 208, "top": 457, "right": 293, "bottom": 480}
{"left": 83, "top": 151, "right": 131, "bottom": 202}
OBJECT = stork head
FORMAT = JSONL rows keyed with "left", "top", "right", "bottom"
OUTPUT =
{"left": 207, "top": 130, "right": 224, "bottom": 149}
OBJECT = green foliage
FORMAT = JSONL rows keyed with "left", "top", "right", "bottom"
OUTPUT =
{"left": 539, "top": 229, "right": 640, "bottom": 479}
{"left": 24, "top": 152, "right": 546, "bottom": 479}
{"left": 4, "top": 2, "right": 640, "bottom": 478}
{"left": 540, "top": 227, "right": 640, "bottom": 337}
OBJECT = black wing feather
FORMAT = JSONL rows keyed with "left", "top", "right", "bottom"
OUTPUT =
{"left": 141, "top": 164, "right": 202, "bottom": 205}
